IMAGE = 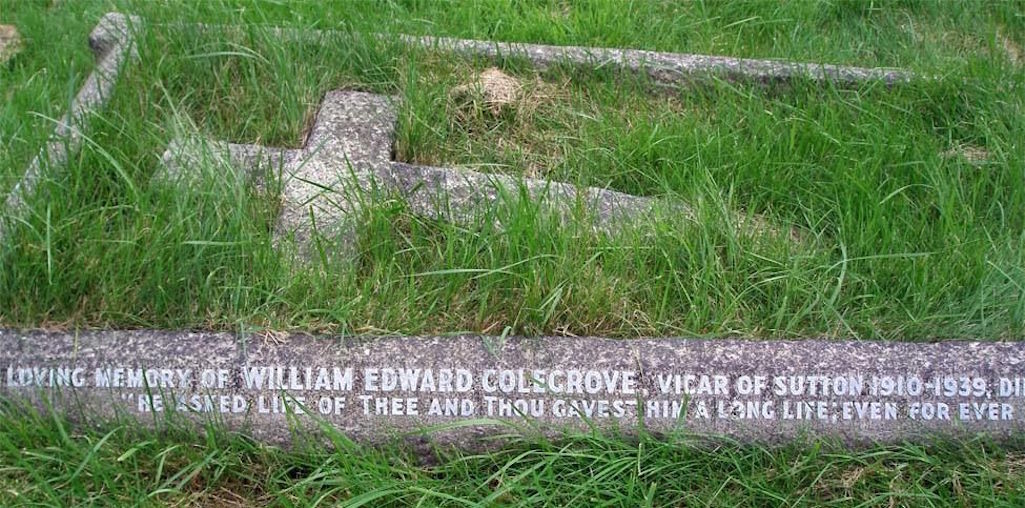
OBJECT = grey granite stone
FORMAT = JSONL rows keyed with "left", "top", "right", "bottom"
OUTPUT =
{"left": 1, "top": 13, "right": 139, "bottom": 240}
{"left": 161, "top": 91, "right": 398, "bottom": 253}
{"left": 4, "top": 328, "right": 1025, "bottom": 448}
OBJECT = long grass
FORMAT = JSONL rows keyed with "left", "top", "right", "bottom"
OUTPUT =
{"left": 3, "top": 407, "right": 1025, "bottom": 506}
{"left": 2, "top": 0, "right": 1023, "bottom": 338}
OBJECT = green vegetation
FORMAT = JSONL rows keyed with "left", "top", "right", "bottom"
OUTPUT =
{"left": 4, "top": 409, "right": 1025, "bottom": 506}
{"left": 1, "top": 0, "right": 1022, "bottom": 338}
{"left": 2, "top": 0, "right": 1024, "bottom": 504}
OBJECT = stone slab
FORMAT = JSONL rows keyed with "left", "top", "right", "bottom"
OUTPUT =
{"left": 3, "top": 328, "right": 1025, "bottom": 448}
{"left": 383, "top": 161, "right": 682, "bottom": 231}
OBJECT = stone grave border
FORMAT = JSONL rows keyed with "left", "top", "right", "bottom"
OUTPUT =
{"left": 3, "top": 328, "right": 1025, "bottom": 449}
{"left": 1, "top": 13, "right": 139, "bottom": 241}
{"left": 9, "top": 14, "right": 1019, "bottom": 452}
{"left": 172, "top": 20, "right": 916, "bottom": 87}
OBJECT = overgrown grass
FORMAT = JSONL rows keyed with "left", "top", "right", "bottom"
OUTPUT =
{"left": 2, "top": 0, "right": 1023, "bottom": 338}
{"left": 3, "top": 0, "right": 1025, "bottom": 505}
{"left": 4, "top": 409, "right": 1025, "bottom": 506}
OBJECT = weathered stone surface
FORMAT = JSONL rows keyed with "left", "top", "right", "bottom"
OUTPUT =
{"left": 383, "top": 161, "right": 684, "bottom": 228}
{"left": 1, "top": 13, "right": 138, "bottom": 240}
{"left": 161, "top": 91, "right": 398, "bottom": 252}
{"left": 3, "top": 328, "right": 1025, "bottom": 447}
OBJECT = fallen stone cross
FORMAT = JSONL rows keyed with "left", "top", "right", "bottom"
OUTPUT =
{"left": 157, "top": 19, "right": 918, "bottom": 254}
{"left": 4, "top": 328, "right": 1025, "bottom": 448}
{"left": 160, "top": 90, "right": 788, "bottom": 255}
{"left": 0, "top": 13, "right": 138, "bottom": 241}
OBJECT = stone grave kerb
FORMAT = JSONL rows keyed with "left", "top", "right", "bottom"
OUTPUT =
{"left": 1, "top": 13, "right": 139, "bottom": 242}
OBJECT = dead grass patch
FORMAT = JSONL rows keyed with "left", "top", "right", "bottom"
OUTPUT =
{"left": 450, "top": 67, "right": 522, "bottom": 115}
{"left": 998, "top": 27, "right": 1023, "bottom": 67}
{"left": 941, "top": 143, "right": 991, "bottom": 166}
{"left": 0, "top": 25, "right": 23, "bottom": 64}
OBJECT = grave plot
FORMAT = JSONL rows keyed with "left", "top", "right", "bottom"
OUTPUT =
{"left": 159, "top": 89, "right": 778, "bottom": 257}
{"left": 1, "top": 11, "right": 1021, "bottom": 339}
{"left": 1, "top": 3, "right": 1025, "bottom": 504}
{"left": 158, "top": 22, "right": 923, "bottom": 257}
{"left": 2, "top": 10, "right": 1024, "bottom": 451}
